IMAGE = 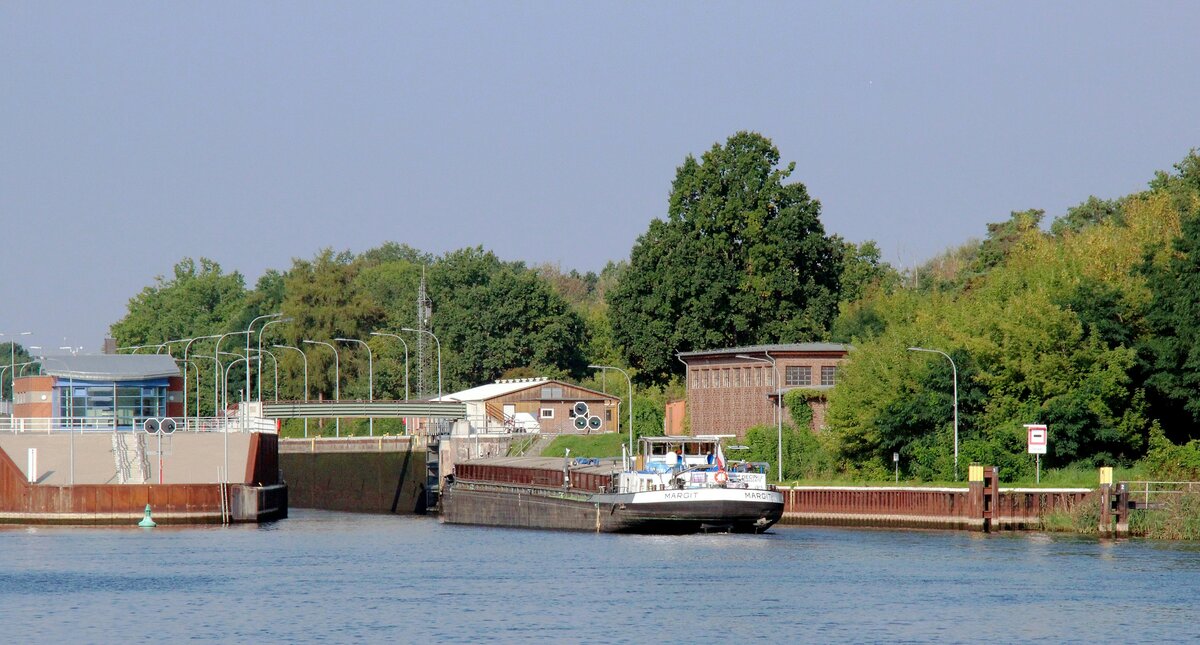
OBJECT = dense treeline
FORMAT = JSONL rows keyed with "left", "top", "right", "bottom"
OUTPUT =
{"left": 104, "top": 132, "right": 1200, "bottom": 478}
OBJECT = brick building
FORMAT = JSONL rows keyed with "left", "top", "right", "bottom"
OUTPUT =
{"left": 677, "top": 343, "right": 851, "bottom": 438}
{"left": 12, "top": 354, "right": 183, "bottom": 428}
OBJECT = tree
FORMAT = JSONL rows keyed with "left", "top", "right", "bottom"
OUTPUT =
{"left": 1141, "top": 209, "right": 1200, "bottom": 440}
{"left": 280, "top": 249, "right": 385, "bottom": 400}
{"left": 609, "top": 131, "right": 843, "bottom": 384}
{"left": 429, "top": 247, "right": 588, "bottom": 391}
{"left": 109, "top": 257, "right": 247, "bottom": 347}
{"left": 1051, "top": 196, "right": 1124, "bottom": 237}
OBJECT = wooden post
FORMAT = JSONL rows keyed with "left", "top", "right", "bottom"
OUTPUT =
{"left": 1098, "top": 467, "right": 1113, "bottom": 536}
{"left": 968, "top": 463, "right": 985, "bottom": 531}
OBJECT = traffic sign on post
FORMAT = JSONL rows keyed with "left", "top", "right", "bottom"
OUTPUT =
{"left": 1026, "top": 424, "right": 1048, "bottom": 455}
{"left": 1025, "top": 424, "right": 1048, "bottom": 484}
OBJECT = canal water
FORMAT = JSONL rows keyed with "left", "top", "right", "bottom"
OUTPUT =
{"left": 2, "top": 510, "right": 1198, "bottom": 643}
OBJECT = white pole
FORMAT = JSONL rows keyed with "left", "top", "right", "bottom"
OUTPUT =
{"left": 908, "top": 347, "right": 960, "bottom": 481}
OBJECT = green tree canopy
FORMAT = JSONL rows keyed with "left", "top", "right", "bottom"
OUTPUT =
{"left": 109, "top": 257, "right": 247, "bottom": 348}
{"left": 609, "top": 131, "right": 844, "bottom": 384}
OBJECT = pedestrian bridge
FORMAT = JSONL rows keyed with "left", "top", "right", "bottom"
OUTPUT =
{"left": 259, "top": 400, "right": 467, "bottom": 419}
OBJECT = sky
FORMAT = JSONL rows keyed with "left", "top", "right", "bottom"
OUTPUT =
{"left": 3, "top": 2, "right": 1199, "bottom": 354}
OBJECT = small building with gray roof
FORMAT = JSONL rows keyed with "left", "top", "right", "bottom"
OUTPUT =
{"left": 12, "top": 354, "right": 183, "bottom": 428}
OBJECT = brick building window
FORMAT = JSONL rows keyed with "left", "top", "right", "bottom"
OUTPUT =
{"left": 821, "top": 366, "right": 838, "bottom": 386}
{"left": 722, "top": 370, "right": 730, "bottom": 387}
{"left": 753, "top": 367, "right": 761, "bottom": 387}
{"left": 540, "top": 408, "right": 554, "bottom": 418}
{"left": 785, "top": 366, "right": 812, "bottom": 386}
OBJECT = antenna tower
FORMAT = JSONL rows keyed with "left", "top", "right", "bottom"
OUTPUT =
{"left": 416, "top": 266, "right": 433, "bottom": 398}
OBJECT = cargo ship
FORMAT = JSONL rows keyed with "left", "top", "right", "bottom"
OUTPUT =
{"left": 439, "top": 436, "right": 784, "bottom": 534}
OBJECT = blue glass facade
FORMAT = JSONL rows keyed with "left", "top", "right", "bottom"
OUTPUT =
{"left": 55, "top": 378, "right": 170, "bottom": 429}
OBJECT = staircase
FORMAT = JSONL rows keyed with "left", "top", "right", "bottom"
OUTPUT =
{"left": 111, "top": 432, "right": 150, "bottom": 484}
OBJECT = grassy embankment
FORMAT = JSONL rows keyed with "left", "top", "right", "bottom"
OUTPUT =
{"left": 540, "top": 433, "right": 627, "bottom": 458}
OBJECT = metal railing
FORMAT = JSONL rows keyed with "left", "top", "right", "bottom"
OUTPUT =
{"left": 1124, "top": 481, "right": 1200, "bottom": 508}
{"left": 0, "top": 416, "right": 277, "bottom": 434}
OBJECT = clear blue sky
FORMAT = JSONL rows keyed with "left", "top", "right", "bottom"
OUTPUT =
{"left": 3, "top": 2, "right": 1198, "bottom": 352}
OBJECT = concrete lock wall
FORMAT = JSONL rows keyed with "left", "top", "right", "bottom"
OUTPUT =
{"left": 280, "top": 449, "right": 428, "bottom": 514}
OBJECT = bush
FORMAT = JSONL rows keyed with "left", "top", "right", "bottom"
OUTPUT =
{"left": 1141, "top": 426, "right": 1200, "bottom": 479}
{"left": 741, "top": 423, "right": 838, "bottom": 482}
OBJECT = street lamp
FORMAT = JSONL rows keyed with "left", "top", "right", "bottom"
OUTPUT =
{"left": 737, "top": 353, "right": 783, "bottom": 482}
{"left": 250, "top": 348, "right": 279, "bottom": 401}
{"left": 335, "top": 338, "right": 373, "bottom": 437}
{"left": 257, "top": 317, "right": 291, "bottom": 401}
{"left": 274, "top": 344, "right": 309, "bottom": 438}
{"left": 369, "top": 332, "right": 409, "bottom": 400}
{"left": 400, "top": 327, "right": 441, "bottom": 400}
{"left": 1, "top": 331, "right": 32, "bottom": 419}
{"left": 588, "top": 364, "right": 633, "bottom": 461}
{"left": 213, "top": 331, "right": 251, "bottom": 417}
{"left": 246, "top": 313, "right": 282, "bottom": 403}
{"left": 908, "top": 347, "right": 959, "bottom": 481}
{"left": 303, "top": 340, "right": 340, "bottom": 437}
{"left": 182, "top": 334, "right": 221, "bottom": 420}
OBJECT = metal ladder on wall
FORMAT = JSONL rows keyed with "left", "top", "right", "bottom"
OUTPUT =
{"left": 425, "top": 434, "right": 441, "bottom": 512}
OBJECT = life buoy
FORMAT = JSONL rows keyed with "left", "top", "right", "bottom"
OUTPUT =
{"left": 714, "top": 470, "right": 728, "bottom": 484}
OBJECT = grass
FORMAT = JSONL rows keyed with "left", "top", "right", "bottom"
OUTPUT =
{"left": 540, "top": 432, "right": 627, "bottom": 458}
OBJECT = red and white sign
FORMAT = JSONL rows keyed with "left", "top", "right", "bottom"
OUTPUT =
{"left": 1025, "top": 424, "right": 1048, "bottom": 455}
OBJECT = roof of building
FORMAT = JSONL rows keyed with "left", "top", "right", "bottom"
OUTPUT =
{"left": 677, "top": 343, "right": 852, "bottom": 359}
{"left": 435, "top": 377, "right": 616, "bottom": 403}
{"left": 38, "top": 354, "right": 181, "bottom": 381}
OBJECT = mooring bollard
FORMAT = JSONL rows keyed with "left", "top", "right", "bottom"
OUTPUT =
{"left": 138, "top": 504, "right": 157, "bottom": 528}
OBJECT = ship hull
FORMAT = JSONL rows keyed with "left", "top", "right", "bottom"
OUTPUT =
{"left": 440, "top": 481, "right": 783, "bottom": 534}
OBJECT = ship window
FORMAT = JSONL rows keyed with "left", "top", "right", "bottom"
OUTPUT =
{"left": 540, "top": 408, "right": 554, "bottom": 419}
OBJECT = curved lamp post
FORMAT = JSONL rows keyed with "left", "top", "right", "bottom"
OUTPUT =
{"left": 335, "top": 338, "right": 373, "bottom": 437}
{"left": 257, "top": 317, "right": 291, "bottom": 401}
{"left": 303, "top": 340, "right": 340, "bottom": 437}
{"left": 737, "top": 353, "right": 783, "bottom": 482}
{"left": 1, "top": 331, "right": 31, "bottom": 419}
{"left": 274, "top": 344, "right": 309, "bottom": 437}
{"left": 213, "top": 331, "right": 251, "bottom": 419}
{"left": 908, "top": 347, "right": 959, "bottom": 481}
{"left": 369, "top": 332, "right": 409, "bottom": 400}
{"left": 182, "top": 334, "right": 221, "bottom": 422}
{"left": 588, "top": 364, "right": 634, "bottom": 462}
{"left": 245, "top": 313, "right": 282, "bottom": 403}
{"left": 188, "top": 354, "right": 219, "bottom": 423}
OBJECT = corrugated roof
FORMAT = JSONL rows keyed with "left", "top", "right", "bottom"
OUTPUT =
{"left": 434, "top": 377, "right": 616, "bottom": 403}
{"left": 677, "top": 342, "right": 852, "bottom": 359}
{"left": 435, "top": 377, "right": 550, "bottom": 402}
{"left": 40, "top": 354, "right": 180, "bottom": 381}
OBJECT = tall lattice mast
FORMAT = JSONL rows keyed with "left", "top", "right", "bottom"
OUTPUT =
{"left": 416, "top": 266, "right": 433, "bottom": 398}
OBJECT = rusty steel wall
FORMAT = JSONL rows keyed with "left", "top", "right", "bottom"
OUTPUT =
{"left": 0, "top": 444, "right": 287, "bottom": 524}
{"left": 781, "top": 485, "right": 1095, "bottom": 531}
{"left": 245, "top": 432, "right": 280, "bottom": 485}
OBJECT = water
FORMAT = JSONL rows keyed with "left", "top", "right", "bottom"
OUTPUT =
{"left": 2, "top": 511, "right": 1198, "bottom": 643}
